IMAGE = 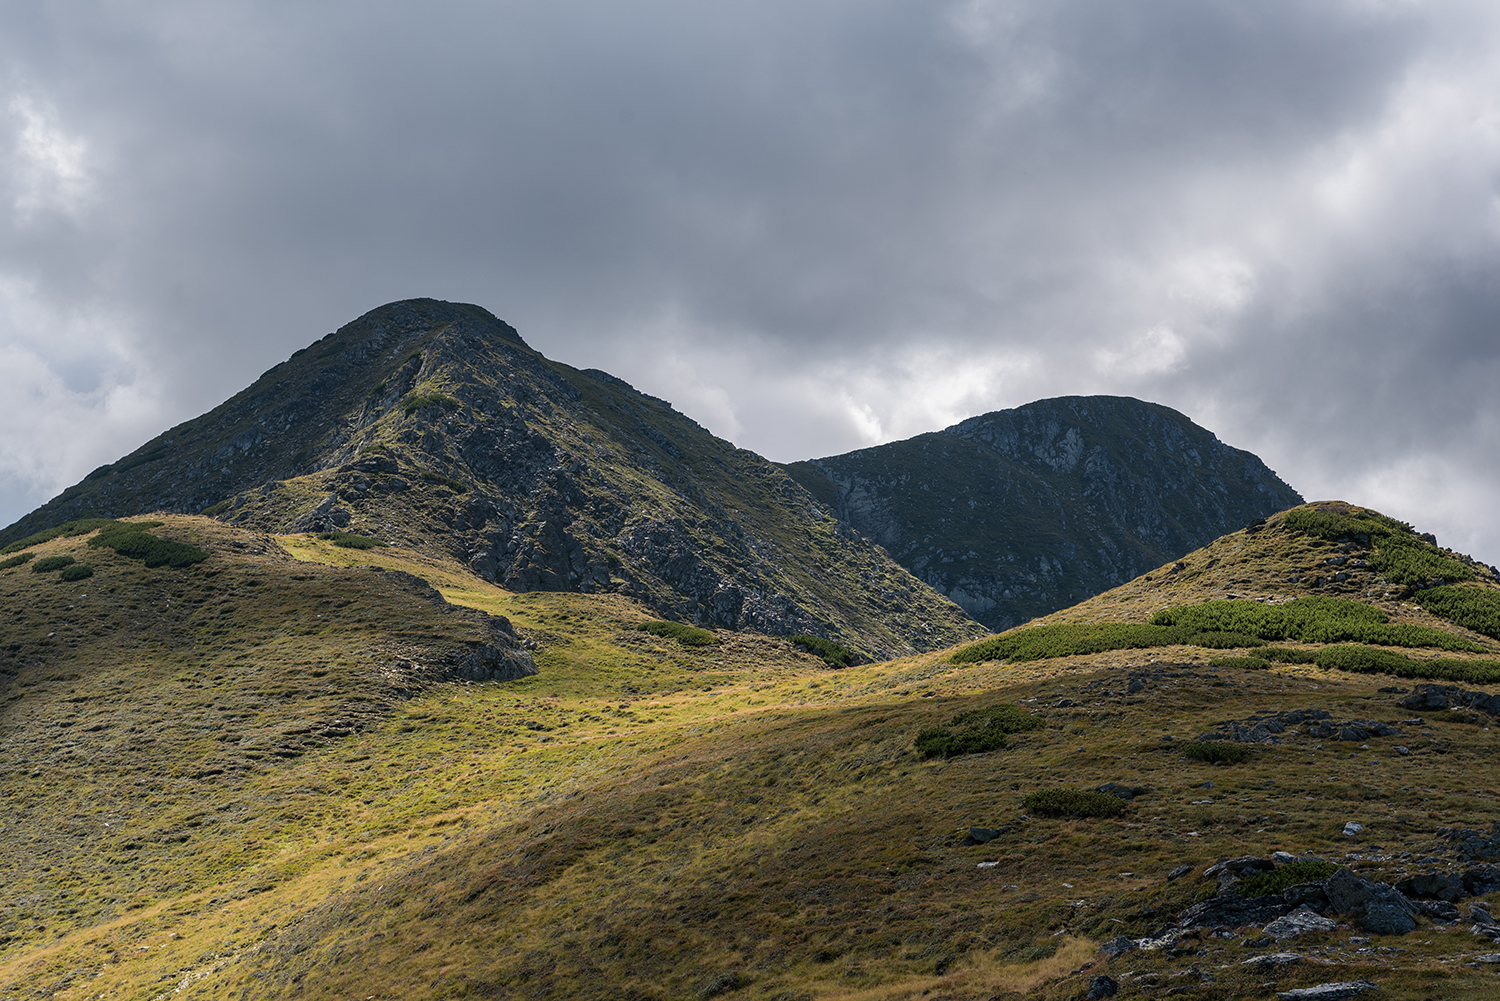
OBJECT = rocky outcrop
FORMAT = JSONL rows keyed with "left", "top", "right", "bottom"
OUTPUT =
{"left": 785, "top": 396, "right": 1302, "bottom": 631}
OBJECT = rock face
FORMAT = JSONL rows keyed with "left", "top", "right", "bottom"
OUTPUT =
{"left": 0, "top": 299, "right": 980, "bottom": 658}
{"left": 784, "top": 396, "right": 1303, "bottom": 631}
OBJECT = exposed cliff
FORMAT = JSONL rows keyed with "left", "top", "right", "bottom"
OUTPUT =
{"left": 784, "top": 396, "right": 1303, "bottom": 631}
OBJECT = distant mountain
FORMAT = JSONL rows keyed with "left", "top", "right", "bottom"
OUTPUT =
{"left": 784, "top": 396, "right": 1303, "bottom": 631}
{"left": 1, "top": 299, "right": 979, "bottom": 658}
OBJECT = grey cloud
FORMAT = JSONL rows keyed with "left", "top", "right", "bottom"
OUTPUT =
{"left": 0, "top": 0, "right": 1496, "bottom": 563}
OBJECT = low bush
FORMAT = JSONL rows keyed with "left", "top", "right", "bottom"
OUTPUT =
{"left": 1206, "top": 656, "right": 1269, "bottom": 670}
{"left": 1021, "top": 789, "right": 1128, "bottom": 819}
{"left": 1184, "top": 630, "right": 1266, "bottom": 649}
{"left": 1256, "top": 647, "right": 1318, "bottom": 664}
{"left": 1282, "top": 505, "right": 1473, "bottom": 586}
{"left": 914, "top": 726, "right": 1007, "bottom": 758}
{"left": 199, "top": 499, "right": 232, "bottom": 517}
{"left": 790, "top": 634, "right": 855, "bottom": 668}
{"left": 1181, "top": 741, "right": 1254, "bottom": 764}
{"left": 418, "top": 469, "right": 470, "bottom": 494}
{"left": 915, "top": 702, "right": 1043, "bottom": 760}
{"left": 1235, "top": 859, "right": 1341, "bottom": 897}
{"left": 59, "top": 564, "right": 94, "bottom": 581}
{"left": 0, "top": 552, "right": 34, "bottom": 569}
{"left": 401, "top": 391, "right": 461, "bottom": 415}
{"left": 952, "top": 623, "right": 1191, "bottom": 663}
{"left": 2, "top": 517, "right": 121, "bottom": 555}
{"left": 32, "top": 555, "right": 76, "bottom": 573}
{"left": 638, "top": 620, "right": 719, "bottom": 647}
{"left": 1419, "top": 585, "right": 1500, "bottom": 640}
{"left": 318, "top": 531, "right": 388, "bottom": 550}
{"left": 1313, "top": 644, "right": 1500, "bottom": 685}
{"left": 1152, "top": 597, "right": 1482, "bottom": 652}
{"left": 88, "top": 522, "right": 209, "bottom": 568}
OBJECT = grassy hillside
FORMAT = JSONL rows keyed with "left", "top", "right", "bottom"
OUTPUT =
{"left": 3, "top": 508, "right": 1500, "bottom": 999}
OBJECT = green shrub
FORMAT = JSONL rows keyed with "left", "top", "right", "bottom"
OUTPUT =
{"left": 0, "top": 552, "right": 34, "bottom": 569}
{"left": 1256, "top": 647, "right": 1318, "bottom": 664}
{"left": 953, "top": 622, "right": 1192, "bottom": 663}
{"left": 915, "top": 726, "right": 1007, "bottom": 758}
{"left": 638, "top": 620, "right": 719, "bottom": 647}
{"left": 1151, "top": 597, "right": 1481, "bottom": 652}
{"left": 1282, "top": 505, "right": 1473, "bottom": 586}
{"left": 59, "top": 564, "right": 94, "bottom": 581}
{"left": 401, "top": 391, "right": 461, "bottom": 415}
{"left": 1021, "top": 789, "right": 1128, "bottom": 819}
{"left": 1235, "top": 860, "right": 1341, "bottom": 897}
{"left": 317, "top": 531, "right": 388, "bottom": 550}
{"left": 1207, "top": 656, "right": 1269, "bottom": 670}
{"left": 915, "top": 702, "right": 1043, "bottom": 760}
{"left": 1313, "top": 644, "right": 1500, "bottom": 685}
{"left": 2, "top": 517, "right": 122, "bottom": 555}
{"left": 418, "top": 469, "right": 470, "bottom": 494}
{"left": 1183, "top": 630, "right": 1267, "bottom": 649}
{"left": 32, "top": 555, "right": 76, "bottom": 573}
{"left": 199, "top": 499, "right": 232, "bottom": 517}
{"left": 1419, "top": 585, "right": 1500, "bottom": 640}
{"left": 790, "top": 634, "right": 855, "bottom": 668}
{"left": 1181, "top": 741, "right": 1254, "bottom": 764}
{"left": 88, "top": 523, "right": 209, "bottom": 568}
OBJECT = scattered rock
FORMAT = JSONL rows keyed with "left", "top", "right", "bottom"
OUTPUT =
{"left": 1393, "top": 746, "right": 1409, "bottom": 756}
{"left": 1403, "top": 684, "right": 1500, "bottom": 718}
{"left": 1263, "top": 907, "right": 1337, "bottom": 940}
{"left": 1168, "top": 864, "right": 1194, "bottom": 881}
{"left": 1474, "top": 953, "right": 1500, "bottom": 964}
{"left": 1097, "top": 782, "right": 1149, "bottom": 801}
{"left": 1177, "top": 893, "right": 1290, "bottom": 932}
{"left": 1272, "top": 851, "right": 1297, "bottom": 864}
{"left": 1343, "top": 822, "right": 1364, "bottom": 836}
{"left": 1415, "top": 900, "right": 1461, "bottom": 922}
{"left": 964, "top": 827, "right": 1004, "bottom": 845}
{"left": 1324, "top": 868, "right": 1417, "bottom": 935}
{"left": 1394, "top": 871, "right": 1464, "bottom": 902}
{"left": 1463, "top": 864, "right": 1500, "bottom": 894}
{"left": 1440, "top": 824, "right": 1500, "bottom": 862}
{"left": 1276, "top": 982, "right": 1380, "bottom": 1001}
{"left": 1242, "top": 952, "right": 1303, "bottom": 967}
{"left": 1087, "top": 974, "right": 1119, "bottom": 999}
{"left": 1281, "top": 882, "right": 1331, "bottom": 911}
{"left": 1097, "top": 936, "right": 1136, "bottom": 960}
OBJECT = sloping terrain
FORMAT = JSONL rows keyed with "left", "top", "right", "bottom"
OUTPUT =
{"left": 785, "top": 396, "right": 1303, "bottom": 631}
{"left": 0, "top": 299, "right": 978, "bottom": 659}
{"left": 3, "top": 505, "right": 1500, "bottom": 1000}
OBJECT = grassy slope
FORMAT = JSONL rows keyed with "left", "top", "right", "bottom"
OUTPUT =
{"left": 2, "top": 513, "right": 1500, "bottom": 999}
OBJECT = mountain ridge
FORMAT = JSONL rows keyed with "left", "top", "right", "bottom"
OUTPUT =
{"left": 785, "top": 395, "right": 1303, "bottom": 631}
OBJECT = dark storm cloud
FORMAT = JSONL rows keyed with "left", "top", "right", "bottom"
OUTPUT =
{"left": 1, "top": 0, "right": 1496, "bottom": 560}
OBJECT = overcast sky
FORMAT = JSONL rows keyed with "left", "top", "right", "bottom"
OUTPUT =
{"left": 2, "top": 0, "right": 1497, "bottom": 564}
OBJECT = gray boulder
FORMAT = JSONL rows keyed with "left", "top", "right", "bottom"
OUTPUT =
{"left": 1277, "top": 983, "right": 1380, "bottom": 1001}
{"left": 1264, "top": 907, "right": 1338, "bottom": 940}
{"left": 1324, "top": 868, "right": 1417, "bottom": 935}
{"left": 1394, "top": 871, "right": 1464, "bottom": 902}
{"left": 1178, "top": 893, "right": 1290, "bottom": 932}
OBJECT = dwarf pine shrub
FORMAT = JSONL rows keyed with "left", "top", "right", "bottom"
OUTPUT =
{"left": 914, "top": 702, "right": 1042, "bottom": 759}
{"left": 1181, "top": 741, "right": 1254, "bottom": 764}
{"left": 318, "top": 531, "right": 388, "bottom": 550}
{"left": 1021, "top": 789, "right": 1128, "bottom": 819}
{"left": 790, "top": 634, "right": 855, "bottom": 668}
{"left": 1314, "top": 644, "right": 1500, "bottom": 684}
{"left": 638, "top": 621, "right": 718, "bottom": 647}
{"left": 88, "top": 522, "right": 209, "bottom": 568}
{"left": 1152, "top": 597, "right": 1482, "bottom": 652}
{"left": 0, "top": 552, "right": 34, "bottom": 569}
{"left": 32, "top": 555, "right": 76, "bottom": 573}
{"left": 2, "top": 518, "right": 121, "bottom": 555}
{"left": 1282, "top": 505, "right": 1474, "bottom": 586}
{"left": 1235, "top": 859, "right": 1341, "bottom": 897}
{"left": 1419, "top": 585, "right": 1500, "bottom": 640}
{"left": 59, "top": 564, "right": 94, "bottom": 581}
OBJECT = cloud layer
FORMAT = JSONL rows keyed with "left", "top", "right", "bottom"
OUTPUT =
{"left": 2, "top": 0, "right": 1497, "bottom": 562}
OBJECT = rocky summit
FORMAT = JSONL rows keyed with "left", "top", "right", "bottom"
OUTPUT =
{"left": 1, "top": 299, "right": 979, "bottom": 658}
{"left": 785, "top": 396, "right": 1303, "bottom": 631}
